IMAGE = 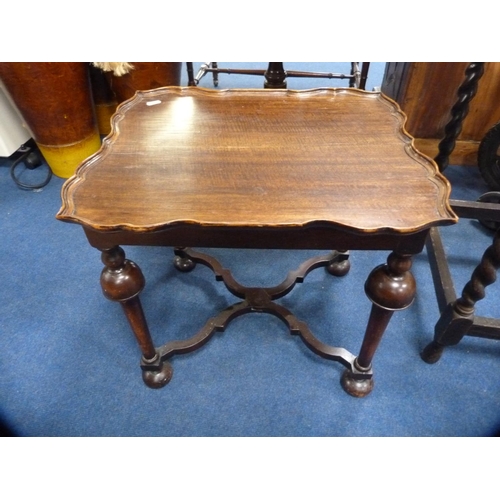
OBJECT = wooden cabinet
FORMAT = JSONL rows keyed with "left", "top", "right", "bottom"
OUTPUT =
{"left": 382, "top": 62, "right": 500, "bottom": 166}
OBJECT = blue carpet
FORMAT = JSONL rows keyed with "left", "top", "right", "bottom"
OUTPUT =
{"left": 0, "top": 63, "right": 499, "bottom": 437}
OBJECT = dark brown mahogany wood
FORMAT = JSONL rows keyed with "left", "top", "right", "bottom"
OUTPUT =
{"left": 57, "top": 87, "right": 457, "bottom": 397}
{"left": 163, "top": 248, "right": 364, "bottom": 376}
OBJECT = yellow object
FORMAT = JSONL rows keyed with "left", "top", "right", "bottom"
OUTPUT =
{"left": 37, "top": 132, "right": 102, "bottom": 178}
{"left": 95, "top": 103, "right": 117, "bottom": 135}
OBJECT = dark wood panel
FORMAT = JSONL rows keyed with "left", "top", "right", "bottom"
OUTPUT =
{"left": 382, "top": 62, "right": 500, "bottom": 166}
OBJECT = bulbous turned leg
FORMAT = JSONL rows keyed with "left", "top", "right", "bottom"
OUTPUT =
{"left": 100, "top": 246, "right": 172, "bottom": 388}
{"left": 326, "top": 250, "right": 351, "bottom": 277}
{"left": 341, "top": 252, "right": 416, "bottom": 397}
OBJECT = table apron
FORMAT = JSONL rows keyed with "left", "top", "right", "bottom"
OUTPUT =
{"left": 83, "top": 226, "right": 429, "bottom": 254}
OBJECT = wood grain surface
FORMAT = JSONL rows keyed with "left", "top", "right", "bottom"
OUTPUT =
{"left": 57, "top": 87, "right": 457, "bottom": 234}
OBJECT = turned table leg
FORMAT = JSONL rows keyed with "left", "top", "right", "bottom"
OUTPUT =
{"left": 341, "top": 252, "right": 416, "bottom": 397}
{"left": 100, "top": 246, "right": 172, "bottom": 388}
{"left": 421, "top": 228, "right": 500, "bottom": 363}
{"left": 264, "top": 62, "right": 287, "bottom": 89}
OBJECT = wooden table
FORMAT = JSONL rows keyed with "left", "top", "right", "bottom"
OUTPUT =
{"left": 57, "top": 87, "right": 457, "bottom": 397}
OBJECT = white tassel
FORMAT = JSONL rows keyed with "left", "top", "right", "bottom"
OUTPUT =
{"left": 92, "top": 62, "right": 134, "bottom": 77}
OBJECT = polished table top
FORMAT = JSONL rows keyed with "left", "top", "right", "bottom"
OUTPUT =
{"left": 56, "top": 87, "right": 459, "bottom": 397}
{"left": 57, "top": 87, "right": 457, "bottom": 235}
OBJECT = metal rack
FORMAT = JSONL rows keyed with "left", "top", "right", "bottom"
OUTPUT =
{"left": 186, "top": 62, "right": 370, "bottom": 89}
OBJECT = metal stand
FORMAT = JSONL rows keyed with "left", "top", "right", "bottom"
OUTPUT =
{"left": 188, "top": 62, "right": 370, "bottom": 89}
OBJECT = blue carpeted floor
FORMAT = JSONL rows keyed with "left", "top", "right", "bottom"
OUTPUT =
{"left": 0, "top": 63, "right": 499, "bottom": 437}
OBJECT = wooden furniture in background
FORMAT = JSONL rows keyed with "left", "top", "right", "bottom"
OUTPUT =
{"left": 57, "top": 87, "right": 456, "bottom": 398}
{"left": 88, "top": 65, "right": 118, "bottom": 136}
{"left": 0, "top": 62, "right": 185, "bottom": 178}
{"left": 0, "top": 62, "right": 101, "bottom": 178}
{"left": 420, "top": 63, "right": 500, "bottom": 362}
{"left": 382, "top": 62, "right": 500, "bottom": 166}
{"left": 102, "top": 62, "right": 182, "bottom": 103}
{"left": 90, "top": 62, "right": 183, "bottom": 134}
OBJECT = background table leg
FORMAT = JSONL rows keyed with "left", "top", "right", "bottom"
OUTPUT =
{"left": 422, "top": 228, "right": 500, "bottom": 363}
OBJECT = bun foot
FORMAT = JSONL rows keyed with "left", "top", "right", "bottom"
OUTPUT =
{"left": 173, "top": 254, "right": 196, "bottom": 272}
{"left": 326, "top": 251, "right": 351, "bottom": 277}
{"left": 420, "top": 341, "right": 444, "bottom": 364}
{"left": 142, "top": 361, "right": 173, "bottom": 389}
{"left": 327, "top": 259, "right": 351, "bottom": 277}
{"left": 340, "top": 369, "right": 374, "bottom": 398}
